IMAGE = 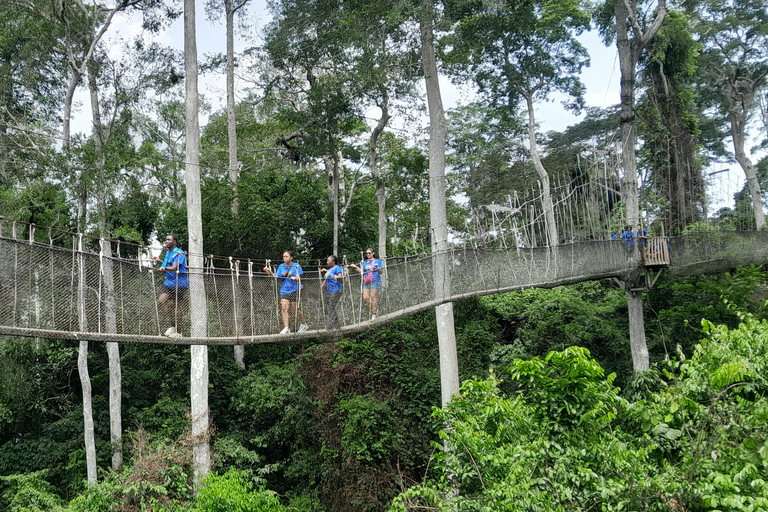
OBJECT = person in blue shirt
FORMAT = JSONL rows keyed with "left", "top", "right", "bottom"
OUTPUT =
{"left": 263, "top": 251, "right": 307, "bottom": 334}
{"left": 636, "top": 224, "right": 648, "bottom": 246}
{"left": 621, "top": 225, "right": 635, "bottom": 245}
{"left": 321, "top": 255, "right": 343, "bottom": 330}
{"left": 621, "top": 225, "right": 637, "bottom": 259}
{"left": 152, "top": 234, "right": 188, "bottom": 336}
{"left": 349, "top": 247, "right": 384, "bottom": 320}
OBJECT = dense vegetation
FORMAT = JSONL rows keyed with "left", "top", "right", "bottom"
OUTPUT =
{"left": 1, "top": 268, "right": 768, "bottom": 510}
{"left": 1, "top": 0, "right": 767, "bottom": 508}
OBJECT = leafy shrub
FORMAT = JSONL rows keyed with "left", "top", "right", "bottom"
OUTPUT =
{"left": 196, "top": 469, "right": 285, "bottom": 512}
{"left": 0, "top": 470, "right": 65, "bottom": 512}
{"left": 392, "top": 307, "right": 768, "bottom": 511}
{"left": 653, "top": 306, "right": 768, "bottom": 510}
{"left": 392, "top": 347, "right": 664, "bottom": 511}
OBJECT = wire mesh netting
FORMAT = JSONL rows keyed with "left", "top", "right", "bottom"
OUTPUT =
{"left": 0, "top": 232, "right": 648, "bottom": 345}
{"left": 668, "top": 231, "right": 768, "bottom": 274}
{"left": 1, "top": 215, "right": 766, "bottom": 345}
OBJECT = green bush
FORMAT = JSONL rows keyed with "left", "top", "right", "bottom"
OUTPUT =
{"left": 0, "top": 471, "right": 65, "bottom": 512}
{"left": 196, "top": 469, "right": 285, "bottom": 512}
{"left": 391, "top": 347, "right": 663, "bottom": 511}
{"left": 391, "top": 308, "right": 768, "bottom": 511}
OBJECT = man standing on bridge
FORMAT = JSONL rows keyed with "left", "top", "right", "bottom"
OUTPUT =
{"left": 153, "top": 234, "right": 188, "bottom": 337}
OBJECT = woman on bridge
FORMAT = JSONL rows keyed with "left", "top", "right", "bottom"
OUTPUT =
{"left": 321, "top": 255, "right": 344, "bottom": 330}
{"left": 349, "top": 248, "right": 384, "bottom": 320}
{"left": 263, "top": 251, "right": 308, "bottom": 334}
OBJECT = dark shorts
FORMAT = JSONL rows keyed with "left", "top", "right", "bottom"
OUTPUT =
{"left": 281, "top": 291, "right": 300, "bottom": 303}
{"left": 363, "top": 281, "right": 382, "bottom": 291}
{"left": 162, "top": 286, "right": 188, "bottom": 300}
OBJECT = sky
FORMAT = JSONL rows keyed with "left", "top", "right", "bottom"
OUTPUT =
{"left": 70, "top": 0, "right": 756, "bottom": 212}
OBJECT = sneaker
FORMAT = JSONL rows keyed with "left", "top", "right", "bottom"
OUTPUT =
{"left": 164, "top": 327, "right": 176, "bottom": 336}
{"left": 280, "top": 327, "right": 291, "bottom": 335}
{"left": 298, "top": 323, "right": 309, "bottom": 332}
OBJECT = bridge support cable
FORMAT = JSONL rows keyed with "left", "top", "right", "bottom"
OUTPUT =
{"left": 248, "top": 260, "right": 255, "bottom": 340}
{"left": 317, "top": 261, "right": 325, "bottom": 327}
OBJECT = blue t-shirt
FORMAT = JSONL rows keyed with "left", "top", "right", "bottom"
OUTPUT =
{"left": 276, "top": 262, "right": 303, "bottom": 295}
{"left": 361, "top": 258, "right": 383, "bottom": 283}
{"left": 621, "top": 230, "right": 635, "bottom": 245}
{"left": 325, "top": 265, "right": 343, "bottom": 294}
{"left": 161, "top": 247, "right": 188, "bottom": 288}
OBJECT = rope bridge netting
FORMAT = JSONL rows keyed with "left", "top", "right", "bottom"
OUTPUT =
{"left": 0, "top": 217, "right": 767, "bottom": 345}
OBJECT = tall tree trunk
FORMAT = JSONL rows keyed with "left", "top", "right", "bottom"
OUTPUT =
{"left": 616, "top": 0, "right": 640, "bottom": 229}
{"left": 88, "top": 69, "right": 123, "bottom": 470}
{"left": 62, "top": 70, "right": 81, "bottom": 145}
{"left": 225, "top": 0, "right": 239, "bottom": 213}
{"left": 524, "top": 93, "right": 558, "bottom": 246}
{"left": 225, "top": 1, "right": 245, "bottom": 373}
{"left": 729, "top": 101, "right": 765, "bottom": 229}
{"left": 185, "top": 0, "right": 210, "bottom": 486}
{"left": 370, "top": 94, "right": 390, "bottom": 269}
{"left": 615, "top": 0, "right": 666, "bottom": 373}
{"left": 420, "top": 0, "right": 459, "bottom": 408}
{"left": 78, "top": 340, "right": 97, "bottom": 483}
{"left": 326, "top": 155, "right": 341, "bottom": 256}
{"left": 229, "top": 0, "right": 245, "bottom": 368}
{"left": 627, "top": 289, "right": 649, "bottom": 372}
{"left": 76, "top": 235, "right": 97, "bottom": 483}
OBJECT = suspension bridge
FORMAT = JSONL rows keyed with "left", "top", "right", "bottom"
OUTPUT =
{"left": 1, "top": 215, "right": 766, "bottom": 346}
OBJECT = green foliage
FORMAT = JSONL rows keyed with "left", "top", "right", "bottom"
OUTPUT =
{"left": 213, "top": 438, "right": 266, "bottom": 478}
{"left": 442, "top": 0, "right": 591, "bottom": 110}
{"left": 646, "top": 306, "right": 768, "bottom": 510}
{"left": 230, "top": 360, "right": 320, "bottom": 495}
{"left": 0, "top": 471, "right": 65, "bottom": 512}
{"left": 481, "top": 281, "right": 632, "bottom": 378}
{"left": 392, "top": 347, "right": 663, "bottom": 511}
{"left": 637, "top": 10, "right": 705, "bottom": 232}
{"left": 196, "top": 469, "right": 285, "bottom": 512}
{"left": 0, "top": 181, "right": 76, "bottom": 241}
{"left": 66, "top": 482, "right": 117, "bottom": 512}
{"left": 107, "top": 180, "right": 160, "bottom": 244}
{"left": 447, "top": 103, "right": 531, "bottom": 209}
{"left": 393, "top": 302, "right": 768, "bottom": 511}
{"left": 336, "top": 394, "right": 401, "bottom": 463}
{"left": 646, "top": 266, "right": 768, "bottom": 361}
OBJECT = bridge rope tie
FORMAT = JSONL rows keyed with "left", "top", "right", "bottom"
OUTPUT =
{"left": 382, "top": 255, "right": 390, "bottom": 317}
{"left": 12, "top": 221, "right": 18, "bottom": 327}
{"left": 209, "top": 255, "right": 221, "bottom": 337}
{"left": 67, "top": 235, "right": 75, "bottom": 333}
{"left": 77, "top": 233, "right": 87, "bottom": 332}
{"left": 117, "top": 242, "right": 125, "bottom": 334}
{"left": 266, "top": 259, "right": 277, "bottom": 330}
{"left": 248, "top": 260, "right": 255, "bottom": 341}
{"left": 358, "top": 250, "right": 364, "bottom": 324}
{"left": 48, "top": 227, "right": 55, "bottom": 329}
{"left": 98, "top": 238, "right": 104, "bottom": 334}
{"left": 26, "top": 225, "right": 34, "bottom": 331}
{"left": 152, "top": 261, "right": 160, "bottom": 336}
{"left": 317, "top": 260, "right": 325, "bottom": 326}
{"left": 295, "top": 261, "right": 301, "bottom": 330}
{"left": 229, "top": 257, "right": 239, "bottom": 340}
{"left": 341, "top": 255, "right": 353, "bottom": 327}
